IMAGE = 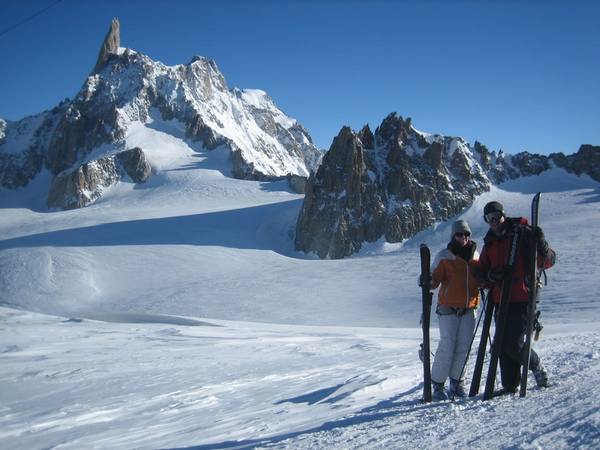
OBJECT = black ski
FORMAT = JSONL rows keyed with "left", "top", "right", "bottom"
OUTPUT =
{"left": 483, "top": 223, "right": 523, "bottom": 401}
{"left": 468, "top": 289, "right": 494, "bottom": 397}
{"left": 520, "top": 192, "right": 541, "bottom": 397}
{"left": 419, "top": 244, "right": 433, "bottom": 403}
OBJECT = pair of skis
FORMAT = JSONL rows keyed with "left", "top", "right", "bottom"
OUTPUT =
{"left": 419, "top": 193, "right": 541, "bottom": 402}
{"left": 419, "top": 244, "right": 433, "bottom": 402}
{"left": 470, "top": 192, "right": 541, "bottom": 399}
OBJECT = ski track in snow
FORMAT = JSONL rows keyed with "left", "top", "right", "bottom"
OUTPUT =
{"left": 1, "top": 142, "right": 600, "bottom": 449}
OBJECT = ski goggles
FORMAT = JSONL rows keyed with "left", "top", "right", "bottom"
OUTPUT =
{"left": 484, "top": 212, "right": 503, "bottom": 223}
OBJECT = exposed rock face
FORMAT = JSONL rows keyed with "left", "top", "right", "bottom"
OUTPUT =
{"left": 295, "top": 113, "right": 600, "bottom": 259}
{"left": 295, "top": 127, "right": 378, "bottom": 258}
{"left": 116, "top": 147, "right": 151, "bottom": 183}
{"left": 47, "top": 148, "right": 151, "bottom": 210}
{"left": 551, "top": 145, "right": 600, "bottom": 182}
{"left": 296, "top": 114, "right": 490, "bottom": 258}
{"left": 47, "top": 101, "right": 123, "bottom": 175}
{"left": 47, "top": 156, "right": 120, "bottom": 210}
{"left": 0, "top": 106, "right": 67, "bottom": 188}
{"left": 0, "top": 148, "right": 44, "bottom": 189}
{"left": 93, "top": 18, "right": 120, "bottom": 73}
{"left": 287, "top": 174, "right": 308, "bottom": 194}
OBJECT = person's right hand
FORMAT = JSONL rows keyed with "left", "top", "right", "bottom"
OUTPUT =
{"left": 418, "top": 274, "right": 432, "bottom": 287}
{"left": 486, "top": 265, "right": 511, "bottom": 283}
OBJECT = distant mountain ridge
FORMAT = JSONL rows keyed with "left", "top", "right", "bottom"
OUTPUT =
{"left": 0, "top": 19, "right": 321, "bottom": 209}
{"left": 295, "top": 113, "right": 600, "bottom": 259}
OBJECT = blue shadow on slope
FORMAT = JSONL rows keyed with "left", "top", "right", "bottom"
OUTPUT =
{"left": 499, "top": 170, "right": 600, "bottom": 196}
{"left": 160, "top": 385, "right": 432, "bottom": 450}
{"left": 274, "top": 384, "right": 346, "bottom": 406}
{"left": 0, "top": 199, "right": 304, "bottom": 257}
{"left": 573, "top": 188, "right": 600, "bottom": 204}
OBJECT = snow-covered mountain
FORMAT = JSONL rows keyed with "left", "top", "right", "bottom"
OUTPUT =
{"left": 0, "top": 19, "right": 321, "bottom": 210}
{"left": 296, "top": 113, "right": 600, "bottom": 258}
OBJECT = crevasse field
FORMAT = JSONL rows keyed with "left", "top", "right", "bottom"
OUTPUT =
{"left": 1, "top": 121, "right": 599, "bottom": 449}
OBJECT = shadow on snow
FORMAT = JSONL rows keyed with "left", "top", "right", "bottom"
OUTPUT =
{"left": 0, "top": 199, "right": 305, "bottom": 257}
{"left": 161, "top": 385, "right": 429, "bottom": 450}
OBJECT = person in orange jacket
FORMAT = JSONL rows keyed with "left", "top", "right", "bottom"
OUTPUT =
{"left": 428, "top": 220, "right": 481, "bottom": 400}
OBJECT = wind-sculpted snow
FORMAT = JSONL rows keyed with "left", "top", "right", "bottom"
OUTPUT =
{"left": 0, "top": 309, "right": 598, "bottom": 449}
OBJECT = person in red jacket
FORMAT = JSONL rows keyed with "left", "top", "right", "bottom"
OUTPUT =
{"left": 476, "top": 200, "right": 556, "bottom": 393}
{"left": 427, "top": 220, "right": 481, "bottom": 400}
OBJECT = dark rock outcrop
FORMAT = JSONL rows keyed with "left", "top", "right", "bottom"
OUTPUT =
{"left": 551, "top": 145, "right": 600, "bottom": 182}
{"left": 185, "top": 115, "right": 229, "bottom": 150}
{"left": 48, "top": 156, "right": 121, "bottom": 210}
{"left": 47, "top": 148, "right": 151, "bottom": 210}
{"left": 0, "top": 148, "right": 44, "bottom": 189}
{"left": 0, "top": 107, "right": 66, "bottom": 188}
{"left": 295, "top": 114, "right": 492, "bottom": 259}
{"left": 47, "top": 103, "right": 123, "bottom": 175}
{"left": 116, "top": 147, "right": 152, "bottom": 183}
{"left": 287, "top": 174, "right": 308, "bottom": 194}
{"left": 358, "top": 124, "right": 374, "bottom": 150}
{"left": 93, "top": 18, "right": 120, "bottom": 73}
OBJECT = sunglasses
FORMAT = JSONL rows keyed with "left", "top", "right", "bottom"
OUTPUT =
{"left": 454, "top": 232, "right": 471, "bottom": 238}
{"left": 485, "top": 212, "right": 503, "bottom": 223}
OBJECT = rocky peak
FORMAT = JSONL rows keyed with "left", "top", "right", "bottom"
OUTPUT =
{"left": 551, "top": 144, "right": 600, "bottom": 182}
{"left": 93, "top": 18, "right": 121, "bottom": 74}
{"left": 374, "top": 112, "right": 412, "bottom": 148}
{"left": 295, "top": 126, "right": 372, "bottom": 258}
{"left": 296, "top": 115, "right": 490, "bottom": 259}
{"left": 358, "top": 124, "right": 374, "bottom": 150}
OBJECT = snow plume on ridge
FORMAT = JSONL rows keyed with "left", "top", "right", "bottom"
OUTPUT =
{"left": 0, "top": 19, "right": 321, "bottom": 210}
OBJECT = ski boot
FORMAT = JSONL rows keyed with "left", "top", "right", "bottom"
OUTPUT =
{"left": 432, "top": 381, "right": 448, "bottom": 401}
{"left": 532, "top": 362, "right": 549, "bottom": 388}
{"left": 448, "top": 378, "right": 466, "bottom": 399}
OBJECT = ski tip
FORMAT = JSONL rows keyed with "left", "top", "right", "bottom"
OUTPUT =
{"left": 420, "top": 243, "right": 428, "bottom": 249}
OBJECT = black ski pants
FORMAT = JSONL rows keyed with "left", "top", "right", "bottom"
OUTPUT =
{"left": 496, "top": 302, "right": 541, "bottom": 391}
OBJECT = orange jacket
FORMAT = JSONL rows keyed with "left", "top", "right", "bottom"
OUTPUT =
{"left": 431, "top": 247, "right": 480, "bottom": 309}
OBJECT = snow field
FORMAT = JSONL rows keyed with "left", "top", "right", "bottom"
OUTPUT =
{"left": 0, "top": 308, "right": 420, "bottom": 449}
{"left": 1, "top": 308, "right": 598, "bottom": 449}
{"left": 1, "top": 124, "right": 600, "bottom": 448}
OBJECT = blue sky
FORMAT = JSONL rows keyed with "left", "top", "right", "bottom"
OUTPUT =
{"left": 1, "top": 0, "right": 598, "bottom": 155}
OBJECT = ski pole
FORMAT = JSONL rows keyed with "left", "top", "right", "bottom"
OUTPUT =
{"left": 459, "top": 289, "right": 488, "bottom": 381}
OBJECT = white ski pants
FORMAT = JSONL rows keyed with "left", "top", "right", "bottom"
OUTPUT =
{"left": 431, "top": 308, "right": 475, "bottom": 384}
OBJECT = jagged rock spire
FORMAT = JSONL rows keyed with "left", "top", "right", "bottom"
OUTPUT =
{"left": 93, "top": 18, "right": 120, "bottom": 73}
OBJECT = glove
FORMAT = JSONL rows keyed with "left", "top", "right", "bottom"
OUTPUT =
{"left": 486, "top": 265, "right": 511, "bottom": 283}
{"left": 532, "top": 226, "right": 550, "bottom": 257}
{"left": 418, "top": 274, "right": 432, "bottom": 287}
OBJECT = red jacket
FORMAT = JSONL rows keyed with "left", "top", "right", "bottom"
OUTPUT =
{"left": 476, "top": 217, "right": 556, "bottom": 304}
